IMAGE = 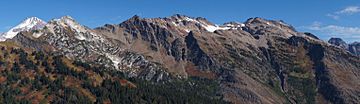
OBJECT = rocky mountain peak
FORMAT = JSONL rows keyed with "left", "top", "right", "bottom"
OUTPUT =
{"left": 328, "top": 37, "right": 345, "bottom": 43}
{"left": 61, "top": 15, "right": 75, "bottom": 20}
{"left": 120, "top": 15, "right": 146, "bottom": 28}
{"left": 0, "top": 17, "right": 46, "bottom": 41}
{"left": 170, "top": 14, "right": 190, "bottom": 20}
{"left": 327, "top": 38, "right": 360, "bottom": 56}
{"left": 128, "top": 15, "right": 142, "bottom": 21}
{"left": 328, "top": 37, "right": 348, "bottom": 49}
{"left": 351, "top": 42, "right": 360, "bottom": 45}
{"left": 25, "top": 17, "right": 44, "bottom": 24}
{"left": 243, "top": 17, "right": 297, "bottom": 38}
{"left": 49, "top": 16, "right": 80, "bottom": 26}
{"left": 245, "top": 17, "right": 267, "bottom": 24}
{"left": 54, "top": 16, "right": 82, "bottom": 27}
{"left": 46, "top": 15, "right": 95, "bottom": 41}
{"left": 245, "top": 17, "right": 295, "bottom": 30}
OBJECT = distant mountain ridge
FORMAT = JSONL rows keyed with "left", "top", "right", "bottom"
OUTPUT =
{"left": 328, "top": 37, "right": 360, "bottom": 56}
{"left": 1, "top": 14, "right": 359, "bottom": 103}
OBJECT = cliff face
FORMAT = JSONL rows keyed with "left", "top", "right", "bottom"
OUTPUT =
{"left": 8, "top": 15, "right": 360, "bottom": 103}
{"left": 349, "top": 42, "right": 360, "bottom": 56}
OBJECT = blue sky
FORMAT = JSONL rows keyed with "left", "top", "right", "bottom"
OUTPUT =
{"left": 0, "top": 0, "right": 359, "bottom": 42}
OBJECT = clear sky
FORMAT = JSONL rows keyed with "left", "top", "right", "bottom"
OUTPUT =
{"left": 0, "top": 0, "right": 359, "bottom": 42}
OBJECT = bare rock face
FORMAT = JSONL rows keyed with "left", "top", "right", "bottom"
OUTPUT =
{"left": 8, "top": 14, "right": 360, "bottom": 103}
{"left": 349, "top": 42, "right": 360, "bottom": 56}
{"left": 328, "top": 38, "right": 348, "bottom": 49}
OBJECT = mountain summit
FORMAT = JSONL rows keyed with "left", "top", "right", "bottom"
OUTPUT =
{"left": 0, "top": 17, "right": 46, "bottom": 41}
{"left": 328, "top": 37, "right": 348, "bottom": 49}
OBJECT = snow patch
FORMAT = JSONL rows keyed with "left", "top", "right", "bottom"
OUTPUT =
{"left": 184, "top": 17, "right": 197, "bottom": 22}
{"left": 224, "top": 23, "right": 245, "bottom": 30}
{"left": 0, "top": 17, "right": 46, "bottom": 41}
{"left": 203, "top": 24, "right": 231, "bottom": 32}
{"left": 180, "top": 17, "right": 245, "bottom": 32}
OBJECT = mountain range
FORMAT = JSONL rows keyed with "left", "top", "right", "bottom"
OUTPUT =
{"left": 0, "top": 14, "right": 359, "bottom": 104}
